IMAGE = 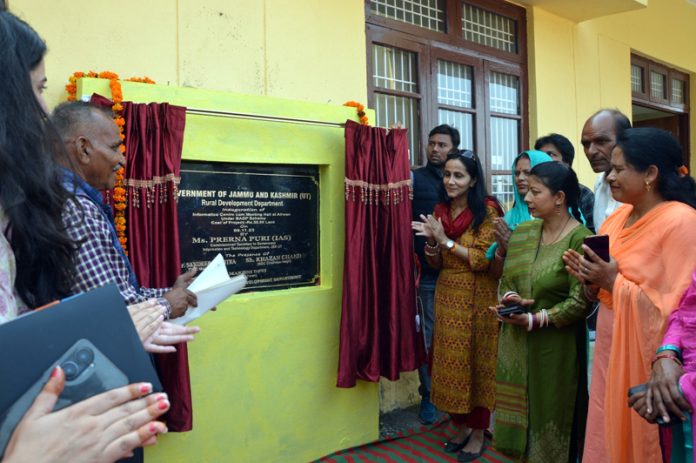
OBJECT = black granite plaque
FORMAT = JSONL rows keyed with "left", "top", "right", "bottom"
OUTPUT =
{"left": 178, "top": 161, "right": 319, "bottom": 291}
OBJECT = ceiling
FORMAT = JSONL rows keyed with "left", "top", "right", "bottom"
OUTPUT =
{"left": 515, "top": 0, "right": 647, "bottom": 22}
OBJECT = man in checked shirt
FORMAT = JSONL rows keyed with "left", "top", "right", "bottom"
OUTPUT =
{"left": 51, "top": 101, "right": 197, "bottom": 320}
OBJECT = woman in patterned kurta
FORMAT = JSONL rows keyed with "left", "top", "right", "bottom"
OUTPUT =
{"left": 494, "top": 162, "right": 591, "bottom": 463}
{"left": 413, "top": 150, "right": 502, "bottom": 462}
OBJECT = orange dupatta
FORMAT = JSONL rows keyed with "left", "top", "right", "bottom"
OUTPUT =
{"left": 598, "top": 202, "right": 696, "bottom": 463}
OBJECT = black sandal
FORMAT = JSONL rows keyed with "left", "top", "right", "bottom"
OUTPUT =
{"left": 444, "top": 430, "right": 472, "bottom": 453}
{"left": 457, "top": 441, "right": 486, "bottom": 462}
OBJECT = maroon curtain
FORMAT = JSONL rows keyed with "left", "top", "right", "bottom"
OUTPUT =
{"left": 337, "top": 120, "right": 425, "bottom": 388}
{"left": 122, "top": 101, "right": 193, "bottom": 431}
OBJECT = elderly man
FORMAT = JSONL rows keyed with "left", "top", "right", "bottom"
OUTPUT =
{"left": 580, "top": 109, "right": 631, "bottom": 232}
{"left": 52, "top": 101, "right": 196, "bottom": 320}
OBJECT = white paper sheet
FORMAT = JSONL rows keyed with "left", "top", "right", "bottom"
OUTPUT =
{"left": 171, "top": 254, "right": 247, "bottom": 325}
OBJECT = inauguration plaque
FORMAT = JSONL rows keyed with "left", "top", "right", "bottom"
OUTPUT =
{"left": 178, "top": 161, "right": 319, "bottom": 291}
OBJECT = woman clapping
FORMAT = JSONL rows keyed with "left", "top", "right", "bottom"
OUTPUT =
{"left": 412, "top": 150, "right": 502, "bottom": 462}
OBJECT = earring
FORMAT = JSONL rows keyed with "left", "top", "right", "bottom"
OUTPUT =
{"left": 555, "top": 203, "right": 561, "bottom": 215}
{"left": 645, "top": 181, "right": 652, "bottom": 192}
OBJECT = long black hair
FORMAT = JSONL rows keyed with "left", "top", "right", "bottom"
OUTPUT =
{"left": 528, "top": 162, "right": 584, "bottom": 222}
{"left": 616, "top": 127, "right": 696, "bottom": 209}
{"left": 444, "top": 149, "right": 498, "bottom": 231}
{"left": 0, "top": 11, "right": 76, "bottom": 307}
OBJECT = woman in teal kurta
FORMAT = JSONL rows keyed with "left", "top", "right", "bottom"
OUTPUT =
{"left": 494, "top": 162, "right": 591, "bottom": 462}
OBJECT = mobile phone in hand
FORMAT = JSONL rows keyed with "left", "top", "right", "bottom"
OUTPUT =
{"left": 583, "top": 235, "right": 610, "bottom": 262}
{"left": 497, "top": 305, "right": 526, "bottom": 317}
{"left": 0, "top": 339, "right": 128, "bottom": 454}
{"left": 627, "top": 382, "right": 680, "bottom": 426}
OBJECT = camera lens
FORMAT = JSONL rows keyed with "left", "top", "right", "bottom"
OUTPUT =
{"left": 75, "top": 348, "right": 94, "bottom": 366}
{"left": 62, "top": 361, "right": 79, "bottom": 380}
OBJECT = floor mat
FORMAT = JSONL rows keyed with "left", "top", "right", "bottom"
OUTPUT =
{"left": 314, "top": 419, "right": 514, "bottom": 463}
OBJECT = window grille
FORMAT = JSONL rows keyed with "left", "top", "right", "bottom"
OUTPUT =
{"left": 374, "top": 93, "right": 420, "bottom": 163}
{"left": 462, "top": 3, "right": 516, "bottom": 53}
{"left": 370, "top": 0, "right": 446, "bottom": 32}
{"left": 672, "top": 78, "right": 685, "bottom": 104}
{"left": 489, "top": 72, "right": 519, "bottom": 115}
{"left": 650, "top": 71, "right": 667, "bottom": 100}
{"left": 438, "top": 109, "right": 474, "bottom": 150}
{"left": 372, "top": 44, "right": 418, "bottom": 93}
{"left": 491, "top": 174, "right": 514, "bottom": 212}
{"left": 437, "top": 60, "right": 473, "bottom": 108}
{"left": 631, "top": 65, "right": 643, "bottom": 93}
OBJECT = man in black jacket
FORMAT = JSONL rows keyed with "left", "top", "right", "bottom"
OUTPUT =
{"left": 412, "top": 124, "right": 460, "bottom": 424}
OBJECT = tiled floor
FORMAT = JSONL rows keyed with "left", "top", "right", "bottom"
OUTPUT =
{"left": 380, "top": 404, "right": 444, "bottom": 439}
{"left": 380, "top": 337, "right": 596, "bottom": 439}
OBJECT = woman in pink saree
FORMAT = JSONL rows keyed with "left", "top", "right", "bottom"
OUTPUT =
{"left": 631, "top": 270, "right": 696, "bottom": 462}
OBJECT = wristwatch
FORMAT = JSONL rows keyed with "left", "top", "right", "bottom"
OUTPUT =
{"left": 445, "top": 239, "right": 455, "bottom": 252}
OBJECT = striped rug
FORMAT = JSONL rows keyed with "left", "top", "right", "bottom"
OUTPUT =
{"left": 314, "top": 419, "right": 514, "bottom": 463}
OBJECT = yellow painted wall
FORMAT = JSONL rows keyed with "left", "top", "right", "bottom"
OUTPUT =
{"left": 9, "top": 3, "right": 388, "bottom": 459}
{"left": 527, "top": 0, "right": 696, "bottom": 185}
{"left": 11, "top": 0, "right": 368, "bottom": 111}
{"left": 78, "top": 79, "right": 378, "bottom": 462}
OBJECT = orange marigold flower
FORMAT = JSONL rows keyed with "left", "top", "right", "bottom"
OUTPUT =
{"left": 115, "top": 225, "right": 126, "bottom": 232}
{"left": 112, "top": 103, "right": 124, "bottom": 112}
{"left": 114, "top": 187, "right": 126, "bottom": 195}
{"left": 119, "top": 145, "right": 126, "bottom": 154}
{"left": 114, "top": 203, "right": 127, "bottom": 211}
{"left": 360, "top": 116, "right": 369, "bottom": 125}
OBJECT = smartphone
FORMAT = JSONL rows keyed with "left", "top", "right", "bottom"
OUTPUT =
{"left": 583, "top": 235, "right": 610, "bottom": 263}
{"left": 627, "top": 382, "right": 680, "bottom": 426}
{"left": 497, "top": 305, "right": 527, "bottom": 317}
{"left": 0, "top": 339, "right": 128, "bottom": 455}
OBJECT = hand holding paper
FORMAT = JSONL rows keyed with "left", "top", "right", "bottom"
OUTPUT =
{"left": 171, "top": 254, "right": 246, "bottom": 325}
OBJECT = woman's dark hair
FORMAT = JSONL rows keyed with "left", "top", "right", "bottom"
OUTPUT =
{"left": 616, "top": 127, "right": 696, "bottom": 209}
{"left": 528, "top": 162, "right": 583, "bottom": 222}
{"left": 444, "top": 149, "right": 498, "bottom": 231}
{"left": 0, "top": 12, "right": 76, "bottom": 307}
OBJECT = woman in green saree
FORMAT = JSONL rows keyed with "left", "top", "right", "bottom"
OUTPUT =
{"left": 493, "top": 162, "right": 592, "bottom": 462}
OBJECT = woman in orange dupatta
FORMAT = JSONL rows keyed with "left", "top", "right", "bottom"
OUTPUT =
{"left": 564, "top": 127, "right": 696, "bottom": 463}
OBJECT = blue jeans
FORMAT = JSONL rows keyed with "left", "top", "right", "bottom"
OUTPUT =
{"left": 417, "top": 283, "right": 435, "bottom": 400}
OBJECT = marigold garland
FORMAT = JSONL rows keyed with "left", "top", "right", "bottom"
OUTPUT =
{"left": 343, "top": 101, "right": 369, "bottom": 126}
{"left": 65, "top": 71, "right": 156, "bottom": 255}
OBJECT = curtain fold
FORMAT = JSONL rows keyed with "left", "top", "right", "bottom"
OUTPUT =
{"left": 122, "top": 101, "right": 193, "bottom": 431}
{"left": 337, "top": 120, "right": 424, "bottom": 388}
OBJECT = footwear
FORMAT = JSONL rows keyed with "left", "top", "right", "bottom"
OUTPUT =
{"left": 418, "top": 398, "right": 437, "bottom": 425}
{"left": 457, "top": 442, "right": 486, "bottom": 462}
{"left": 444, "top": 429, "right": 472, "bottom": 453}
